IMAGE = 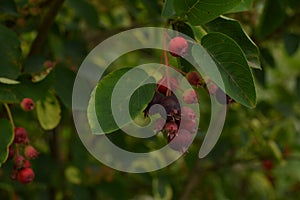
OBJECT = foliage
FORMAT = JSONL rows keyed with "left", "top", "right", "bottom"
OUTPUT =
{"left": 0, "top": 0, "right": 299, "bottom": 199}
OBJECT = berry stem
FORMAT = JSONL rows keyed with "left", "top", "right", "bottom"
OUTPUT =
{"left": 4, "top": 103, "right": 15, "bottom": 129}
{"left": 163, "top": 32, "right": 171, "bottom": 96}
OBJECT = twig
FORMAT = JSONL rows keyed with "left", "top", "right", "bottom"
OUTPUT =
{"left": 28, "top": 0, "right": 65, "bottom": 57}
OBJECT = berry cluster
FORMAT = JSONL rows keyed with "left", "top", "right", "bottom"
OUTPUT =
{"left": 6, "top": 98, "right": 38, "bottom": 184}
{"left": 144, "top": 36, "right": 235, "bottom": 154}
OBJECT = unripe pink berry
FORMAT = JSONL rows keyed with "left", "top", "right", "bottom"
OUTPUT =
{"left": 207, "top": 82, "right": 218, "bottom": 95}
{"left": 20, "top": 98, "right": 35, "bottom": 111}
{"left": 168, "top": 37, "right": 188, "bottom": 57}
{"left": 180, "top": 119, "right": 197, "bottom": 133}
{"left": 24, "top": 145, "right": 39, "bottom": 159}
{"left": 183, "top": 89, "right": 198, "bottom": 104}
{"left": 181, "top": 106, "right": 196, "bottom": 120}
{"left": 168, "top": 129, "right": 193, "bottom": 153}
{"left": 17, "top": 168, "right": 35, "bottom": 184}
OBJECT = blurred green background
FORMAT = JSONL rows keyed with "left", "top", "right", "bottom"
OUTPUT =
{"left": 0, "top": 0, "right": 300, "bottom": 199}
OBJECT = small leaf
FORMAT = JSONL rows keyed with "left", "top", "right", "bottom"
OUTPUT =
{"left": 173, "top": 0, "right": 240, "bottom": 25}
{"left": 88, "top": 67, "right": 155, "bottom": 135}
{"left": 205, "top": 16, "right": 261, "bottom": 69}
{"left": 193, "top": 32, "right": 256, "bottom": 108}
{"left": 0, "top": 119, "right": 13, "bottom": 166}
{"left": 0, "top": 77, "right": 20, "bottom": 84}
{"left": 36, "top": 92, "right": 61, "bottom": 130}
{"left": 284, "top": 32, "right": 300, "bottom": 56}
{"left": 226, "top": 0, "right": 253, "bottom": 13}
{"left": 0, "top": 24, "right": 22, "bottom": 80}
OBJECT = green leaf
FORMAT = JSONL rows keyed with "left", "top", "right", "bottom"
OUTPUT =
{"left": 0, "top": 73, "right": 54, "bottom": 103}
{"left": 88, "top": 67, "right": 155, "bottom": 135}
{"left": 193, "top": 32, "right": 256, "bottom": 108}
{"left": 162, "top": 0, "right": 176, "bottom": 17}
{"left": 36, "top": 92, "right": 61, "bottom": 130}
{"left": 205, "top": 16, "right": 261, "bottom": 69}
{"left": 173, "top": 0, "right": 240, "bottom": 25}
{"left": 0, "top": 119, "right": 13, "bottom": 167}
{"left": 66, "top": 0, "right": 99, "bottom": 29}
{"left": 0, "top": 77, "right": 20, "bottom": 84}
{"left": 54, "top": 66, "right": 76, "bottom": 108}
{"left": 284, "top": 32, "right": 300, "bottom": 56}
{"left": 256, "top": 0, "right": 286, "bottom": 39}
{"left": 226, "top": 0, "right": 253, "bottom": 13}
{"left": 0, "top": 24, "right": 22, "bottom": 80}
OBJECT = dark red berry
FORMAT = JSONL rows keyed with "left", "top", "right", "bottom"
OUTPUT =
{"left": 157, "top": 76, "right": 179, "bottom": 95}
{"left": 20, "top": 98, "right": 35, "bottom": 111}
{"left": 183, "top": 89, "right": 198, "bottom": 104}
{"left": 262, "top": 160, "right": 273, "bottom": 171}
{"left": 14, "top": 127, "right": 28, "bottom": 144}
{"left": 23, "top": 160, "right": 31, "bottom": 168}
{"left": 168, "top": 37, "right": 188, "bottom": 57}
{"left": 160, "top": 96, "right": 181, "bottom": 118}
{"left": 7, "top": 146, "right": 15, "bottom": 160}
{"left": 24, "top": 145, "right": 39, "bottom": 159}
{"left": 186, "top": 71, "right": 202, "bottom": 86}
{"left": 168, "top": 129, "right": 193, "bottom": 153}
{"left": 17, "top": 168, "right": 35, "bottom": 184}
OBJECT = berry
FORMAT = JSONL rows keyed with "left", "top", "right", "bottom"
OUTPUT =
{"left": 20, "top": 98, "right": 35, "bottom": 111}
{"left": 181, "top": 106, "right": 196, "bottom": 120}
{"left": 23, "top": 160, "right": 31, "bottom": 168}
{"left": 168, "top": 37, "right": 188, "bottom": 57}
{"left": 180, "top": 119, "right": 197, "bottom": 133}
{"left": 215, "top": 88, "right": 234, "bottom": 105}
{"left": 207, "top": 82, "right": 218, "bottom": 95}
{"left": 183, "top": 89, "right": 198, "bottom": 104}
{"left": 157, "top": 76, "right": 179, "bottom": 95}
{"left": 7, "top": 146, "right": 15, "bottom": 160}
{"left": 160, "top": 96, "right": 181, "bottom": 117}
{"left": 17, "top": 168, "right": 35, "bottom": 184}
{"left": 154, "top": 118, "right": 166, "bottom": 133}
{"left": 168, "top": 129, "right": 193, "bottom": 153}
{"left": 24, "top": 145, "right": 39, "bottom": 159}
{"left": 165, "top": 121, "right": 178, "bottom": 135}
{"left": 14, "top": 127, "right": 28, "bottom": 144}
{"left": 262, "top": 160, "right": 273, "bottom": 171}
{"left": 144, "top": 92, "right": 164, "bottom": 116}
{"left": 43, "top": 60, "right": 55, "bottom": 69}
{"left": 14, "top": 155, "right": 25, "bottom": 169}
{"left": 186, "top": 71, "right": 202, "bottom": 86}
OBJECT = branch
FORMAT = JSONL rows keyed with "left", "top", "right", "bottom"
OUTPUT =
{"left": 28, "top": 0, "right": 65, "bottom": 57}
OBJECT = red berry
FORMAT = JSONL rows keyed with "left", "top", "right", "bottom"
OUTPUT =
{"left": 168, "top": 37, "right": 188, "bottom": 57}
{"left": 14, "top": 127, "right": 28, "bottom": 144}
{"left": 262, "top": 160, "right": 273, "bottom": 171}
{"left": 23, "top": 160, "right": 31, "bottom": 168}
{"left": 24, "top": 145, "right": 39, "bottom": 159}
{"left": 14, "top": 155, "right": 25, "bottom": 169}
{"left": 157, "top": 76, "right": 179, "bottom": 94}
{"left": 181, "top": 106, "right": 196, "bottom": 120}
{"left": 160, "top": 96, "right": 181, "bottom": 117}
{"left": 168, "top": 129, "right": 193, "bottom": 153}
{"left": 17, "top": 168, "right": 35, "bottom": 184}
{"left": 43, "top": 60, "right": 55, "bottom": 69}
{"left": 186, "top": 71, "right": 202, "bottom": 86}
{"left": 165, "top": 121, "right": 178, "bottom": 135}
{"left": 183, "top": 89, "right": 198, "bottom": 104}
{"left": 7, "top": 146, "right": 15, "bottom": 160}
{"left": 20, "top": 98, "right": 35, "bottom": 111}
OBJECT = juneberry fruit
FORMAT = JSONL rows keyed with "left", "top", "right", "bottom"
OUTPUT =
{"left": 157, "top": 76, "right": 179, "bottom": 95}
{"left": 186, "top": 71, "right": 202, "bottom": 86}
{"left": 168, "top": 129, "right": 193, "bottom": 153}
{"left": 17, "top": 168, "right": 35, "bottom": 184}
{"left": 14, "top": 127, "right": 28, "bottom": 144}
{"left": 181, "top": 106, "right": 196, "bottom": 120}
{"left": 180, "top": 119, "right": 197, "bottom": 133}
{"left": 7, "top": 146, "right": 15, "bottom": 160}
{"left": 168, "top": 36, "right": 188, "bottom": 57}
{"left": 207, "top": 82, "right": 218, "bottom": 95}
{"left": 160, "top": 96, "right": 181, "bottom": 117}
{"left": 24, "top": 145, "right": 39, "bottom": 159}
{"left": 165, "top": 121, "right": 178, "bottom": 135}
{"left": 262, "top": 160, "right": 273, "bottom": 171}
{"left": 23, "top": 160, "right": 31, "bottom": 168}
{"left": 14, "top": 155, "right": 25, "bottom": 169}
{"left": 20, "top": 98, "right": 35, "bottom": 111}
{"left": 183, "top": 89, "right": 198, "bottom": 104}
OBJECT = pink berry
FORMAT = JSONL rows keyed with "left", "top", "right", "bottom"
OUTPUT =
{"left": 164, "top": 121, "right": 178, "bottom": 135}
{"left": 168, "top": 37, "right": 188, "bottom": 57}
{"left": 183, "top": 89, "right": 198, "bottom": 104}
{"left": 186, "top": 71, "right": 202, "bottom": 86}
{"left": 180, "top": 119, "right": 197, "bottom": 133}
{"left": 23, "top": 160, "right": 31, "bottom": 168}
{"left": 14, "top": 155, "right": 25, "bottom": 169}
{"left": 24, "top": 145, "right": 39, "bottom": 159}
{"left": 17, "top": 168, "right": 35, "bottom": 184}
{"left": 14, "top": 127, "right": 28, "bottom": 144}
{"left": 207, "top": 82, "right": 218, "bottom": 95}
{"left": 168, "top": 129, "right": 193, "bottom": 153}
{"left": 181, "top": 106, "right": 196, "bottom": 120}
{"left": 20, "top": 98, "right": 35, "bottom": 111}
